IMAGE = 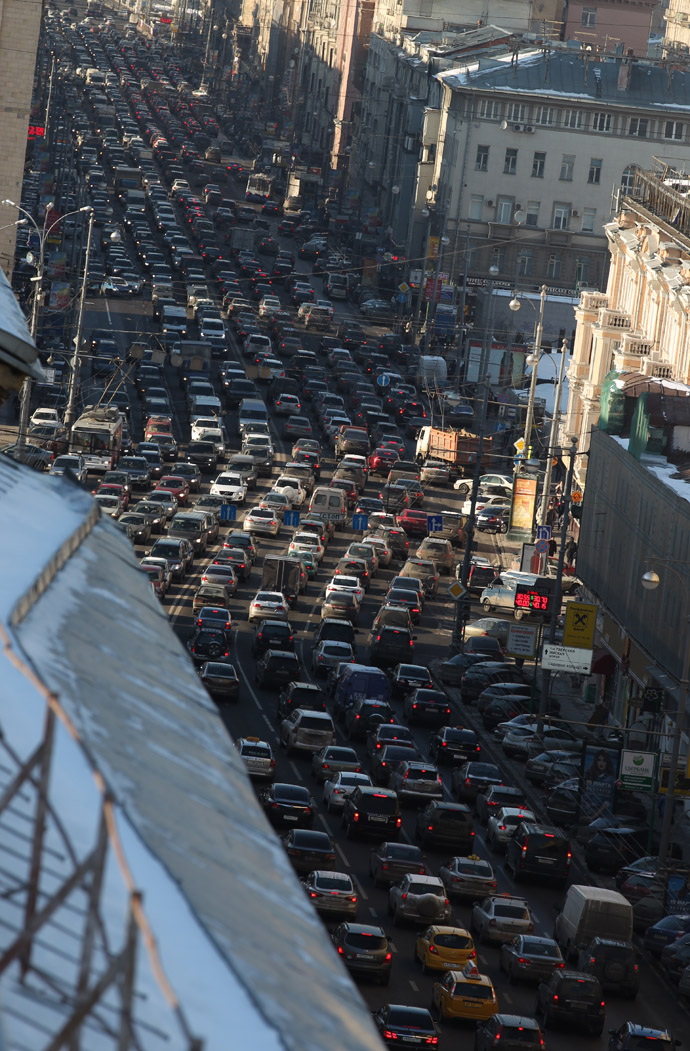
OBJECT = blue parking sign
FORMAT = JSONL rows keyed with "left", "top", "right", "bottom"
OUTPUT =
{"left": 427, "top": 514, "right": 443, "bottom": 533}
{"left": 535, "top": 525, "right": 552, "bottom": 541}
{"left": 284, "top": 510, "right": 300, "bottom": 528}
{"left": 220, "top": 504, "right": 237, "bottom": 522}
{"left": 352, "top": 513, "right": 369, "bottom": 531}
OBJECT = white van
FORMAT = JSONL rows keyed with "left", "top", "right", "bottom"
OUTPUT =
{"left": 309, "top": 486, "right": 347, "bottom": 527}
{"left": 554, "top": 885, "right": 633, "bottom": 959}
{"left": 238, "top": 397, "right": 269, "bottom": 436}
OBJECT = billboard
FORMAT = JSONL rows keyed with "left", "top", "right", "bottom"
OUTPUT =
{"left": 509, "top": 475, "right": 538, "bottom": 534}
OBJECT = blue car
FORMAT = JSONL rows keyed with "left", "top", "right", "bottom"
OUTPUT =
{"left": 643, "top": 914, "right": 690, "bottom": 956}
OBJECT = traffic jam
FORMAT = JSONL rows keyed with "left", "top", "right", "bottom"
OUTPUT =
{"left": 22, "top": 11, "right": 689, "bottom": 1050}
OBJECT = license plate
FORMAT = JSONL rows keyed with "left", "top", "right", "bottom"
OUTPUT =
{"left": 571, "top": 1003, "right": 589, "bottom": 1011}
{"left": 370, "top": 815, "right": 387, "bottom": 822}
{"left": 356, "top": 953, "right": 374, "bottom": 960}
{"left": 284, "top": 815, "right": 298, "bottom": 822}
{"left": 537, "top": 857, "right": 555, "bottom": 864}
{"left": 403, "top": 1038, "right": 422, "bottom": 1045}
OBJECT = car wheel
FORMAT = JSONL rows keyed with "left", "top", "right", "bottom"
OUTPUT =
{"left": 514, "top": 608, "right": 525, "bottom": 621}
{"left": 482, "top": 600, "right": 493, "bottom": 612}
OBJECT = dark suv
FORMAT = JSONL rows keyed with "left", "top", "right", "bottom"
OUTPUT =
{"left": 414, "top": 801, "right": 474, "bottom": 851}
{"left": 577, "top": 938, "right": 640, "bottom": 998}
{"left": 341, "top": 786, "right": 402, "bottom": 839}
{"left": 344, "top": 698, "right": 395, "bottom": 740}
{"left": 609, "top": 1024, "right": 680, "bottom": 1051}
{"left": 536, "top": 970, "right": 605, "bottom": 1036}
{"left": 331, "top": 922, "right": 392, "bottom": 984}
{"left": 475, "top": 1015, "right": 545, "bottom": 1051}
{"left": 369, "top": 626, "right": 415, "bottom": 668}
{"left": 251, "top": 619, "right": 295, "bottom": 657}
{"left": 277, "top": 681, "right": 327, "bottom": 720}
{"left": 505, "top": 822, "right": 571, "bottom": 886}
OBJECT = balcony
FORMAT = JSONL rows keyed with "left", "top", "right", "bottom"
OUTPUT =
{"left": 621, "top": 334, "right": 653, "bottom": 357}
{"left": 578, "top": 291, "right": 608, "bottom": 312}
{"left": 595, "top": 308, "right": 632, "bottom": 331}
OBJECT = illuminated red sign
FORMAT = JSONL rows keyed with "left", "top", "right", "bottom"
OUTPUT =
{"left": 28, "top": 125, "right": 45, "bottom": 139}
{"left": 515, "top": 584, "right": 552, "bottom": 613}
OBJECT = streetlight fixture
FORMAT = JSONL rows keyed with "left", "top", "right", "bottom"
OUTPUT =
{"left": 511, "top": 284, "right": 548, "bottom": 462}
{"left": 640, "top": 563, "right": 690, "bottom": 890}
{"left": 2, "top": 199, "right": 91, "bottom": 450}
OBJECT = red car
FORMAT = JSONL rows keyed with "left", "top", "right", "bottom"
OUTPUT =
{"left": 156, "top": 475, "right": 190, "bottom": 505}
{"left": 368, "top": 448, "right": 399, "bottom": 474}
{"left": 97, "top": 483, "right": 130, "bottom": 509}
{"left": 396, "top": 509, "right": 429, "bottom": 536}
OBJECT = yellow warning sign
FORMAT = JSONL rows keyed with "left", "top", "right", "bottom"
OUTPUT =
{"left": 562, "top": 601, "right": 597, "bottom": 649}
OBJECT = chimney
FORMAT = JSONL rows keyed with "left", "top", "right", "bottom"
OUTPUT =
{"left": 617, "top": 50, "right": 634, "bottom": 91}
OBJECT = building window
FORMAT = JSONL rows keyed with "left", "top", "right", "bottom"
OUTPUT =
{"left": 592, "top": 111, "right": 611, "bottom": 132}
{"left": 582, "top": 207, "right": 597, "bottom": 232}
{"left": 621, "top": 164, "right": 637, "bottom": 193}
{"left": 664, "top": 120, "right": 684, "bottom": 140}
{"left": 492, "top": 245, "right": 506, "bottom": 270}
{"left": 553, "top": 204, "right": 570, "bottom": 230}
{"left": 588, "top": 158, "right": 602, "bottom": 184}
{"left": 534, "top": 105, "right": 555, "bottom": 125}
{"left": 525, "top": 201, "right": 540, "bottom": 227}
{"left": 496, "top": 196, "right": 514, "bottom": 224}
{"left": 575, "top": 256, "right": 591, "bottom": 285}
{"left": 563, "top": 110, "right": 584, "bottom": 130}
{"left": 469, "top": 194, "right": 484, "bottom": 219}
{"left": 479, "top": 98, "right": 503, "bottom": 120}
{"left": 518, "top": 248, "right": 534, "bottom": 276}
{"left": 508, "top": 102, "right": 529, "bottom": 123}
{"left": 547, "top": 253, "right": 562, "bottom": 279}
{"left": 532, "top": 151, "right": 546, "bottom": 178}
{"left": 504, "top": 148, "right": 518, "bottom": 174}
{"left": 581, "top": 6, "right": 596, "bottom": 24}
{"left": 560, "top": 154, "right": 575, "bottom": 181}
{"left": 475, "top": 145, "right": 489, "bottom": 171}
{"left": 629, "top": 117, "right": 648, "bottom": 138}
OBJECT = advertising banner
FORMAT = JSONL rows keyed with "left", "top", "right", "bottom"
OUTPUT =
{"left": 509, "top": 475, "right": 537, "bottom": 534}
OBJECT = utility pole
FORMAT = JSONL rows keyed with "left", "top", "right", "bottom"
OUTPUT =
{"left": 455, "top": 383, "right": 490, "bottom": 649}
{"left": 537, "top": 435, "right": 578, "bottom": 732}
{"left": 65, "top": 208, "right": 94, "bottom": 429}
{"left": 538, "top": 338, "right": 568, "bottom": 528}
{"left": 520, "top": 284, "right": 547, "bottom": 459}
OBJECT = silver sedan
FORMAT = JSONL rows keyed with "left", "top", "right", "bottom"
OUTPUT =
{"left": 302, "top": 870, "right": 358, "bottom": 919}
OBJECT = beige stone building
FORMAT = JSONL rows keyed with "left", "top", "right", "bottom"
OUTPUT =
{"left": 0, "top": 0, "right": 43, "bottom": 277}
{"left": 565, "top": 165, "right": 690, "bottom": 485}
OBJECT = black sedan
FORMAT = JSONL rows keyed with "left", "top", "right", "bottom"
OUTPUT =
{"left": 389, "top": 663, "right": 434, "bottom": 698}
{"left": 199, "top": 661, "right": 240, "bottom": 702}
{"left": 429, "top": 726, "right": 481, "bottom": 764}
{"left": 451, "top": 760, "right": 502, "bottom": 802}
{"left": 261, "top": 782, "right": 315, "bottom": 828}
{"left": 117, "top": 513, "right": 152, "bottom": 544}
{"left": 373, "top": 1005, "right": 439, "bottom": 1047}
{"left": 282, "top": 828, "right": 336, "bottom": 874}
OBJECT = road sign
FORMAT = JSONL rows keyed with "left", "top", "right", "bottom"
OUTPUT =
{"left": 396, "top": 293, "right": 407, "bottom": 304}
{"left": 542, "top": 643, "right": 593, "bottom": 675}
{"left": 619, "top": 750, "right": 657, "bottom": 792}
{"left": 427, "top": 514, "right": 443, "bottom": 533}
{"left": 377, "top": 373, "right": 391, "bottom": 388}
{"left": 507, "top": 624, "right": 538, "bottom": 659}
{"left": 514, "top": 437, "right": 525, "bottom": 454}
{"left": 535, "top": 525, "right": 552, "bottom": 541}
{"left": 352, "top": 513, "right": 369, "bottom": 531}
{"left": 284, "top": 510, "right": 300, "bottom": 528}
{"left": 398, "top": 282, "right": 410, "bottom": 294}
{"left": 535, "top": 539, "right": 549, "bottom": 555}
{"left": 448, "top": 580, "right": 467, "bottom": 601}
{"left": 572, "top": 490, "right": 583, "bottom": 504}
{"left": 219, "top": 504, "right": 236, "bottom": 522}
{"left": 562, "top": 601, "right": 597, "bottom": 649}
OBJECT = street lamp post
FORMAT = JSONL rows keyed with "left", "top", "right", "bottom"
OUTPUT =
{"left": 65, "top": 206, "right": 96, "bottom": 430}
{"left": 641, "top": 566, "right": 690, "bottom": 885}
{"left": 538, "top": 338, "right": 569, "bottom": 528}
{"left": 509, "top": 284, "right": 547, "bottom": 459}
{"left": 2, "top": 199, "right": 91, "bottom": 450}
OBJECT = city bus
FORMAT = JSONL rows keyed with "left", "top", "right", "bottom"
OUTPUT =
{"left": 245, "top": 173, "right": 274, "bottom": 202}
{"left": 69, "top": 407, "right": 123, "bottom": 473}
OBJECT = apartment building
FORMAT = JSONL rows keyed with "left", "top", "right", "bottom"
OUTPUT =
{"left": 563, "top": 0, "right": 659, "bottom": 55}
{"left": 565, "top": 166, "right": 690, "bottom": 482}
{"left": 0, "top": 0, "right": 43, "bottom": 277}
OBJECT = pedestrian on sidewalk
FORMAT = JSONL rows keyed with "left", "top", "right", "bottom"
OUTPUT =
{"left": 564, "top": 538, "right": 578, "bottom": 566}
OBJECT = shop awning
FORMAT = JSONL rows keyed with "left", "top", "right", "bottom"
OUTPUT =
{"left": 591, "top": 648, "right": 616, "bottom": 675}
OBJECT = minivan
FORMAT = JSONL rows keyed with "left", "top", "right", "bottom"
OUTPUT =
{"left": 238, "top": 397, "right": 269, "bottom": 436}
{"left": 309, "top": 486, "right": 347, "bottom": 527}
{"left": 505, "top": 822, "right": 571, "bottom": 886}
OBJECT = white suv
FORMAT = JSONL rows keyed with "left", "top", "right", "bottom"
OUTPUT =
{"left": 280, "top": 709, "right": 336, "bottom": 754}
{"left": 388, "top": 874, "right": 451, "bottom": 926}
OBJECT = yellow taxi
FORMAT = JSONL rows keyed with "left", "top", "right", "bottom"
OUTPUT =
{"left": 432, "top": 961, "right": 499, "bottom": 1023}
{"left": 415, "top": 925, "right": 476, "bottom": 972}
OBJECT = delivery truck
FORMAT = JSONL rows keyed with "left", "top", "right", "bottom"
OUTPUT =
{"left": 261, "top": 556, "right": 302, "bottom": 608}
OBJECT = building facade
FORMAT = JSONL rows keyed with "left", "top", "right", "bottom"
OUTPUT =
{"left": 565, "top": 167, "right": 690, "bottom": 482}
{"left": 0, "top": 0, "right": 43, "bottom": 277}
{"left": 563, "top": 0, "right": 659, "bottom": 55}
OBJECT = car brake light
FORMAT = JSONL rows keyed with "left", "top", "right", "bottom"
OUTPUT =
{"left": 552, "top": 994, "right": 559, "bottom": 1002}
{"left": 353, "top": 811, "right": 359, "bottom": 821}
{"left": 383, "top": 1032, "right": 397, "bottom": 1041}
{"left": 337, "top": 945, "right": 344, "bottom": 955}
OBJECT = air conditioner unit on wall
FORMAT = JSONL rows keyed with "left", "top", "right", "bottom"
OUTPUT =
{"left": 524, "top": 125, "right": 535, "bottom": 133}
{"left": 513, "top": 123, "right": 523, "bottom": 132}
{"left": 572, "top": 209, "right": 580, "bottom": 217}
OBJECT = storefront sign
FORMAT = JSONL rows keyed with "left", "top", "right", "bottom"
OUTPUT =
{"left": 619, "top": 749, "right": 656, "bottom": 791}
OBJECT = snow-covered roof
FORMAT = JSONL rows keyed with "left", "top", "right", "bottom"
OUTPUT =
{"left": 0, "top": 456, "right": 383, "bottom": 1051}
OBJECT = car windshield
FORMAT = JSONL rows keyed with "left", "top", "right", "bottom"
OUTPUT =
{"left": 494, "top": 905, "right": 529, "bottom": 919}
{"left": 435, "top": 933, "right": 472, "bottom": 949}
{"left": 292, "top": 830, "right": 331, "bottom": 847}
{"left": 408, "top": 883, "right": 442, "bottom": 897}
{"left": 242, "top": 745, "right": 270, "bottom": 758}
{"left": 558, "top": 978, "right": 598, "bottom": 999}
{"left": 499, "top": 1027, "right": 539, "bottom": 1042}
{"left": 274, "top": 785, "right": 309, "bottom": 802}
{"left": 469, "top": 764, "right": 501, "bottom": 779}
{"left": 316, "top": 875, "right": 352, "bottom": 891}
{"left": 384, "top": 844, "right": 421, "bottom": 861}
{"left": 405, "top": 768, "right": 437, "bottom": 781}
{"left": 387, "top": 1007, "right": 433, "bottom": 1027}
{"left": 299, "top": 716, "right": 331, "bottom": 730}
{"left": 455, "top": 983, "right": 493, "bottom": 1000}
{"left": 346, "top": 932, "right": 386, "bottom": 951}
{"left": 522, "top": 939, "right": 559, "bottom": 956}
{"left": 456, "top": 860, "right": 493, "bottom": 877}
